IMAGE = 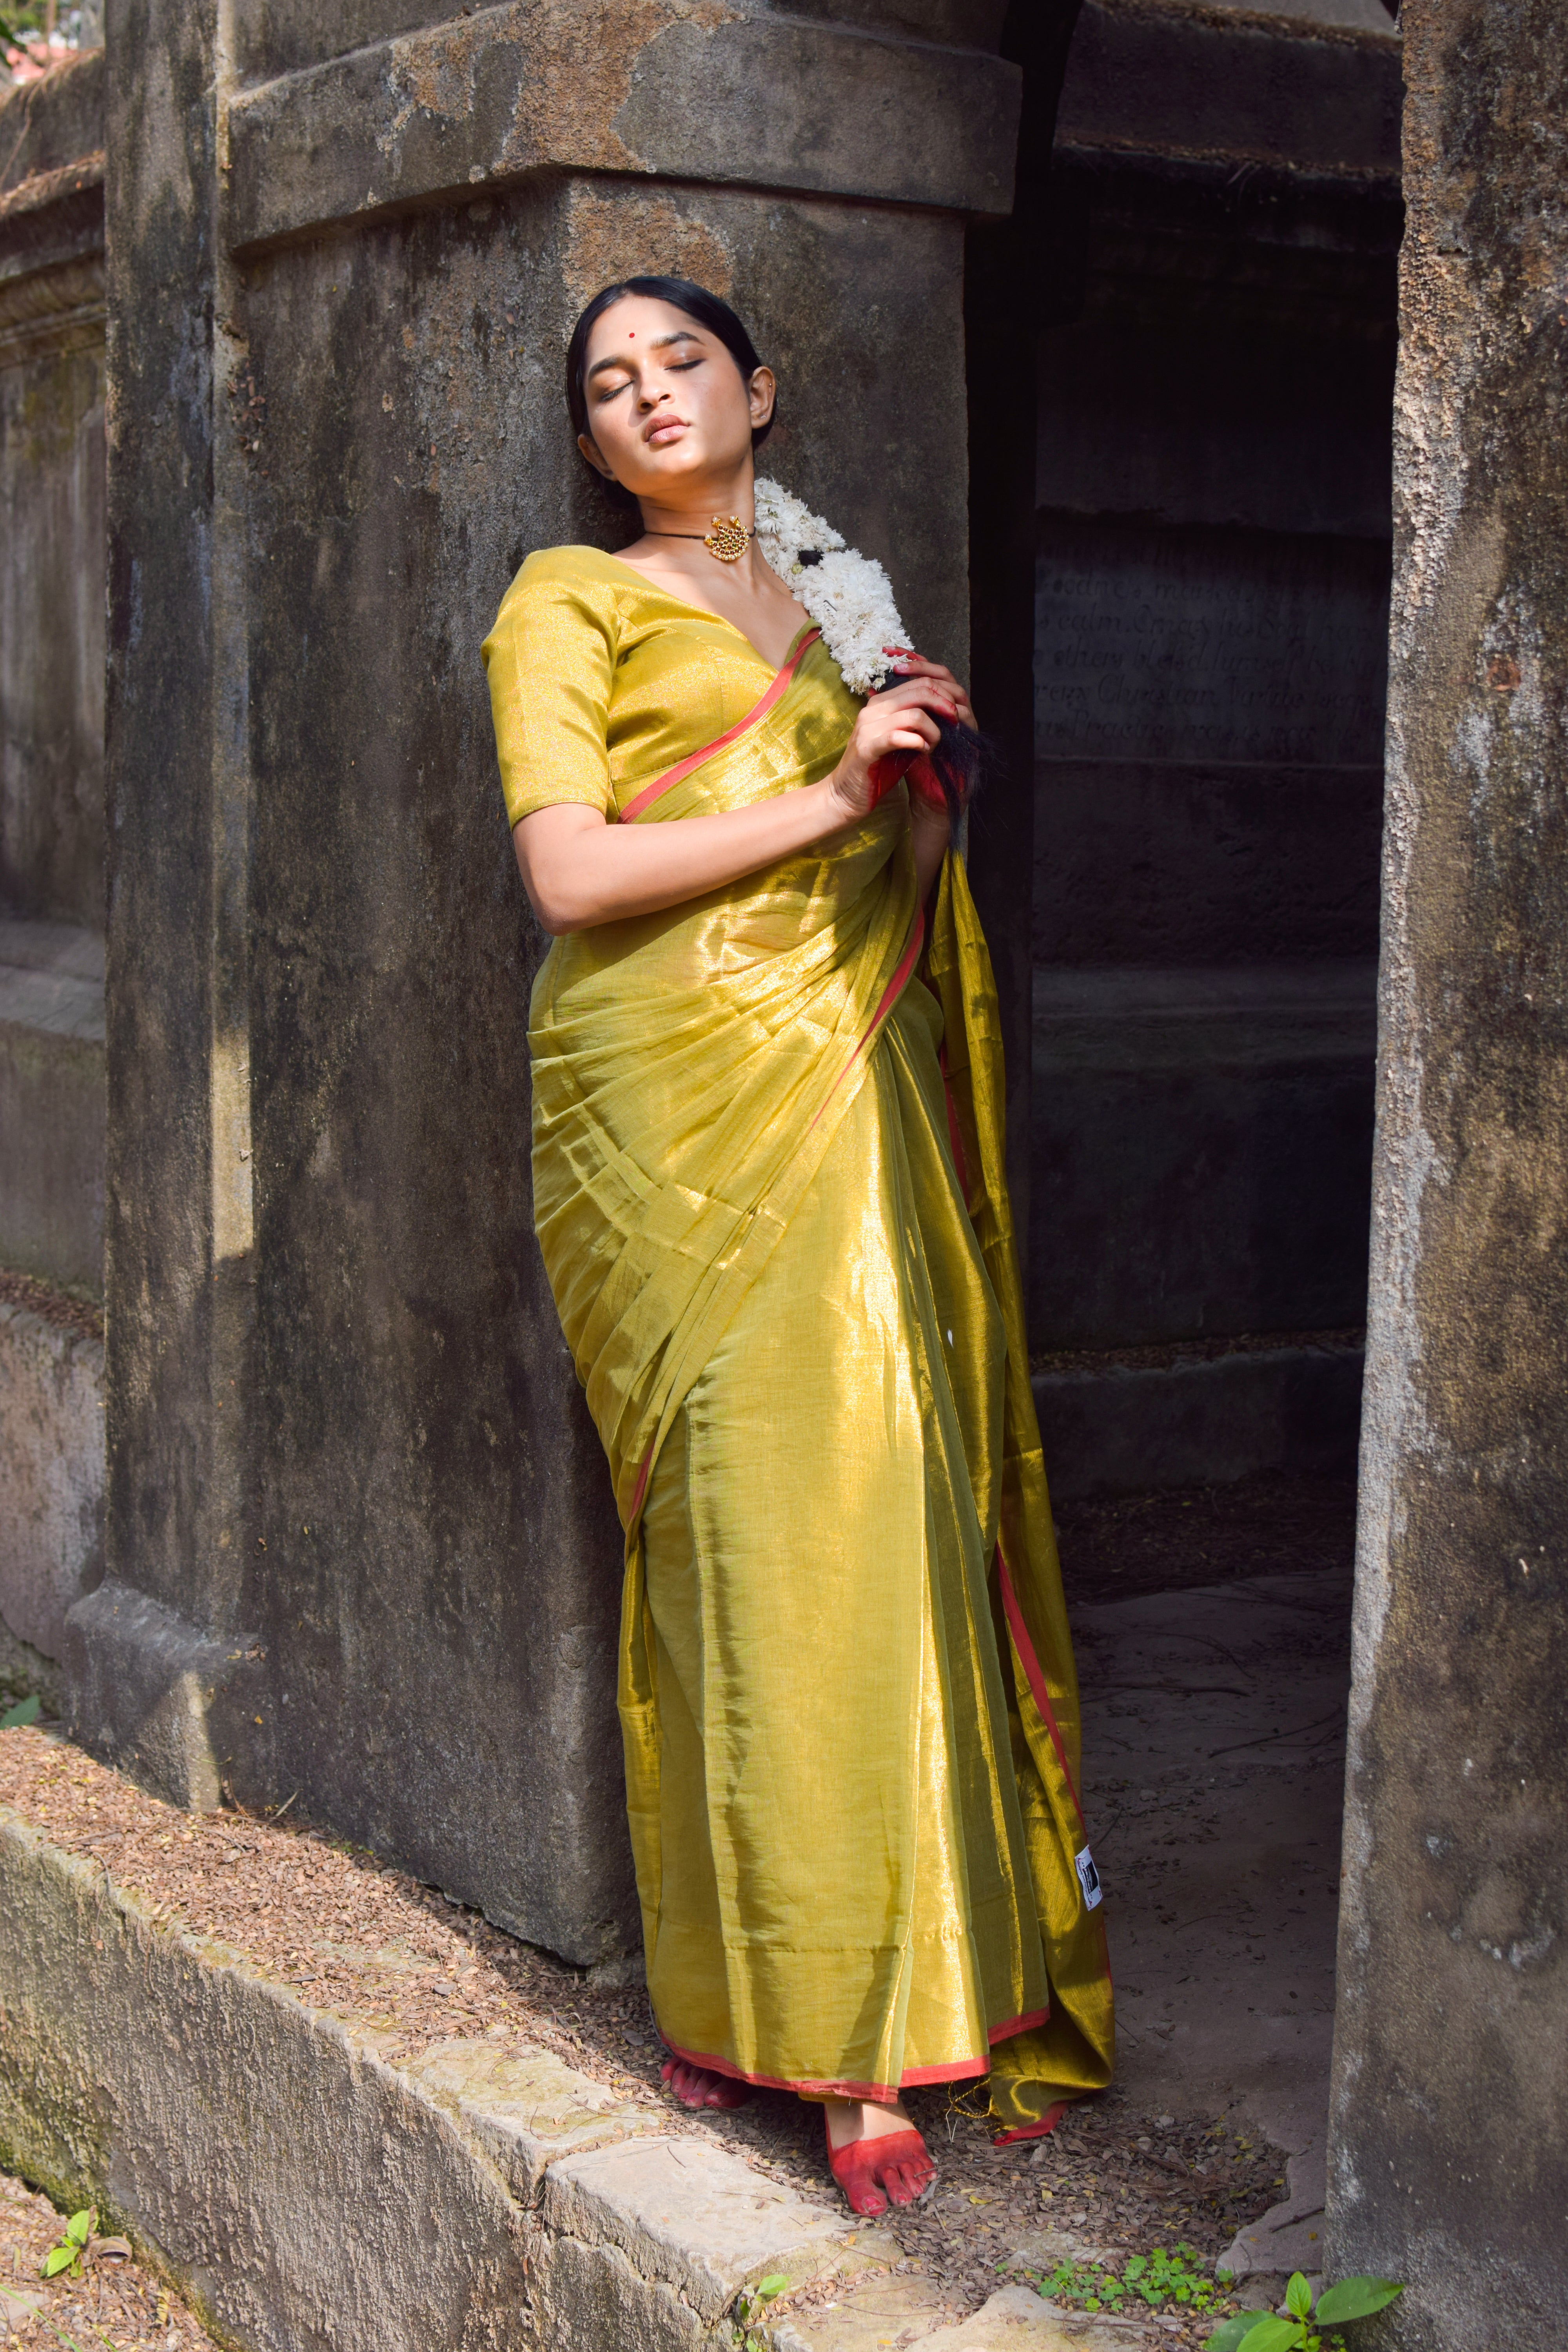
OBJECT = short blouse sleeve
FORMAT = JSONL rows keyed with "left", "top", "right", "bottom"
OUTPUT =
{"left": 482, "top": 552, "right": 617, "bottom": 826}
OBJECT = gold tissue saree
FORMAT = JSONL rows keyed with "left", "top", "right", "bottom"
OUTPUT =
{"left": 485, "top": 550, "right": 1114, "bottom": 2136}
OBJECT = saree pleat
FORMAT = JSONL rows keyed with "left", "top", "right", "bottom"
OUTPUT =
{"left": 485, "top": 549, "right": 1114, "bottom": 2133}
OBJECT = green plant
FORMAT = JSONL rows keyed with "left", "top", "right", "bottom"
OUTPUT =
{"left": 1037, "top": 2241, "right": 1229, "bottom": 2316}
{"left": 732, "top": 2272, "right": 789, "bottom": 2334}
{"left": 0, "top": 1691, "right": 42, "bottom": 1728}
{"left": 1206, "top": 2270, "right": 1403, "bottom": 2352}
{"left": 42, "top": 2208, "right": 95, "bottom": 2279}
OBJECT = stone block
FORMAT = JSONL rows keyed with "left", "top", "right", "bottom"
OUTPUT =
{"left": 0, "top": 1808, "right": 531, "bottom": 2352}
{"left": 225, "top": 5, "right": 1020, "bottom": 253}
{"left": 769, "top": 2282, "right": 1112, "bottom": 2351}
{"left": 0, "top": 1297, "right": 103, "bottom": 1664}
{"left": 1033, "top": 1340, "right": 1364, "bottom": 1504}
{"left": 527, "top": 2233, "right": 708, "bottom": 2351}
{"left": 1056, "top": 0, "right": 1401, "bottom": 179}
{"left": 404, "top": 2038, "right": 666, "bottom": 2201}
{"left": 63, "top": 1581, "right": 263, "bottom": 1814}
{"left": 0, "top": 928, "right": 105, "bottom": 1295}
{"left": 543, "top": 2134, "right": 850, "bottom": 2322}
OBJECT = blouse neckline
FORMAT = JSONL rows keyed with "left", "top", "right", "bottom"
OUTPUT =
{"left": 590, "top": 547, "right": 814, "bottom": 680}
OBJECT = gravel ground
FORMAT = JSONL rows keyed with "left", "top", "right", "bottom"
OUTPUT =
{"left": 0, "top": 2169, "right": 219, "bottom": 2351}
{"left": 0, "top": 1722, "right": 1288, "bottom": 2331}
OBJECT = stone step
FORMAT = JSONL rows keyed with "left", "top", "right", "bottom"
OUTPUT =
{"left": 1033, "top": 1336, "right": 1364, "bottom": 1503}
{"left": 0, "top": 1802, "right": 1131, "bottom": 2352}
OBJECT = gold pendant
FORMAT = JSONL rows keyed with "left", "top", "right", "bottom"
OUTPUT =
{"left": 702, "top": 514, "right": 751, "bottom": 563}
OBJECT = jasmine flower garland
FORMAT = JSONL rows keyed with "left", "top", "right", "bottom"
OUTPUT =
{"left": 753, "top": 478, "right": 908, "bottom": 696}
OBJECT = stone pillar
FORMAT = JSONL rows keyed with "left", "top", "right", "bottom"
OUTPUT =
{"left": 1327, "top": 0, "right": 1568, "bottom": 2336}
{"left": 71, "top": 0, "right": 1019, "bottom": 1962}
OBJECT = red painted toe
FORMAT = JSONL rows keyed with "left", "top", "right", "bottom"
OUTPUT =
{"left": 825, "top": 2124, "right": 935, "bottom": 2217}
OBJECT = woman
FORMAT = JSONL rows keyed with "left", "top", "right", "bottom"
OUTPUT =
{"left": 483, "top": 276, "right": 1113, "bottom": 2215}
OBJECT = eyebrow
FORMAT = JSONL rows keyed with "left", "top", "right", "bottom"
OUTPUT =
{"left": 586, "top": 328, "right": 704, "bottom": 381}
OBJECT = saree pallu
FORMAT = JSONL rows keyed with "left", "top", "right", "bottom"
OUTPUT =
{"left": 527, "top": 625, "right": 1114, "bottom": 2135}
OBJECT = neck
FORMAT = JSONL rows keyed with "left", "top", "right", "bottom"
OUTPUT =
{"left": 636, "top": 464, "right": 755, "bottom": 541}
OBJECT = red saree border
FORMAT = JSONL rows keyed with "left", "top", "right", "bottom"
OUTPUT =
{"left": 996, "top": 1544, "right": 1087, "bottom": 1829}
{"left": 994, "top": 2100, "right": 1073, "bottom": 2146}
{"left": 660, "top": 2006, "right": 1049, "bottom": 2105}
{"left": 617, "top": 625, "right": 824, "bottom": 824}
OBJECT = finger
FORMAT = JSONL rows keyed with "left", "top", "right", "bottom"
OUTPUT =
{"left": 887, "top": 655, "right": 973, "bottom": 717}
{"left": 880, "top": 680, "right": 958, "bottom": 718}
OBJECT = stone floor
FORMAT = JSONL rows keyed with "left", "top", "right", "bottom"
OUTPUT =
{"left": 1069, "top": 1524, "right": 1352, "bottom": 2300}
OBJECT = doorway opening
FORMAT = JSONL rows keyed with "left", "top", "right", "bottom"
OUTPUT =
{"left": 967, "top": 0, "right": 1401, "bottom": 2291}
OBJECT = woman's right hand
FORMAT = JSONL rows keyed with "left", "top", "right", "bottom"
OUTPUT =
{"left": 822, "top": 674, "right": 960, "bottom": 827}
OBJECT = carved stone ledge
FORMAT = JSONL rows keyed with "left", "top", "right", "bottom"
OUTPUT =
{"left": 225, "top": 0, "right": 1020, "bottom": 256}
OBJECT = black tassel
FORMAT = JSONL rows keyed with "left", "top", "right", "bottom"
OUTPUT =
{"left": 871, "top": 668, "right": 1000, "bottom": 826}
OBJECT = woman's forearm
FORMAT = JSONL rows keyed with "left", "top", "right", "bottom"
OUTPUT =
{"left": 514, "top": 664, "right": 967, "bottom": 936}
{"left": 515, "top": 778, "right": 856, "bottom": 935}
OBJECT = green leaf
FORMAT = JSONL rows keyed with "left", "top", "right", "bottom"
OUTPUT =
{"left": 1316, "top": 2279, "right": 1405, "bottom": 2325}
{"left": 1287, "top": 2273, "right": 1313, "bottom": 2319}
{"left": 1238, "top": 2318, "right": 1301, "bottom": 2352}
{"left": 43, "top": 2247, "right": 77, "bottom": 2278}
{"left": 757, "top": 2276, "right": 788, "bottom": 2300}
{"left": 65, "top": 2212, "right": 94, "bottom": 2247}
{"left": 1206, "top": 2316, "right": 1272, "bottom": 2352}
{"left": 0, "top": 1693, "right": 41, "bottom": 1730}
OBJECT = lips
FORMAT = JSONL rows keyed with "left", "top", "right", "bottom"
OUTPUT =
{"left": 644, "top": 415, "right": 688, "bottom": 446}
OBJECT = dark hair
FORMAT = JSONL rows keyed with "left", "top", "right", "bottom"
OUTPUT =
{"left": 565, "top": 277, "right": 775, "bottom": 504}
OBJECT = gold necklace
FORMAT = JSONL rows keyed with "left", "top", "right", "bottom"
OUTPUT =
{"left": 644, "top": 514, "right": 755, "bottom": 564}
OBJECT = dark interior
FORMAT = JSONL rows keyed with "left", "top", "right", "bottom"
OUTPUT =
{"left": 968, "top": 0, "right": 1400, "bottom": 1586}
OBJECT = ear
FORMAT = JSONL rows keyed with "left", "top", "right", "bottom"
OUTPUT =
{"left": 747, "top": 366, "right": 776, "bottom": 432}
{"left": 577, "top": 430, "right": 618, "bottom": 483}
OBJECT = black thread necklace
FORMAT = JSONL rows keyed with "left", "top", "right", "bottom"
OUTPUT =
{"left": 643, "top": 514, "right": 754, "bottom": 564}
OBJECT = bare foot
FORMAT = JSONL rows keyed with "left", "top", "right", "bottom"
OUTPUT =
{"left": 821, "top": 2096, "right": 935, "bottom": 2214}
{"left": 660, "top": 2056, "right": 753, "bottom": 2110}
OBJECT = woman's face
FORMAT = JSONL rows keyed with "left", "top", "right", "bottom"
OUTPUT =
{"left": 577, "top": 294, "right": 774, "bottom": 505}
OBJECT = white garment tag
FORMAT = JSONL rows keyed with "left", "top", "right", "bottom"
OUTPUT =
{"left": 1074, "top": 1845, "right": 1103, "bottom": 1910}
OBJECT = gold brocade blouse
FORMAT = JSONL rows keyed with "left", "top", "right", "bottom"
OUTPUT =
{"left": 482, "top": 545, "right": 816, "bottom": 828}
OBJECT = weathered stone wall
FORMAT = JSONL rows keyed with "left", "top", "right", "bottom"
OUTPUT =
{"left": 83, "top": 0, "right": 1019, "bottom": 1962}
{"left": 0, "top": 56, "right": 109, "bottom": 1700}
{"left": 0, "top": 1303, "right": 103, "bottom": 1665}
{"left": 0, "top": 48, "right": 105, "bottom": 936}
{"left": 1327, "top": 0, "right": 1568, "bottom": 2338}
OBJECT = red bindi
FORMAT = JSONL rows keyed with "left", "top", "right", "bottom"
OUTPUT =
{"left": 628, "top": 330, "right": 635, "bottom": 338}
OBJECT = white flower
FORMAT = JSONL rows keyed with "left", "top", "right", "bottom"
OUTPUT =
{"left": 753, "top": 477, "right": 909, "bottom": 696}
